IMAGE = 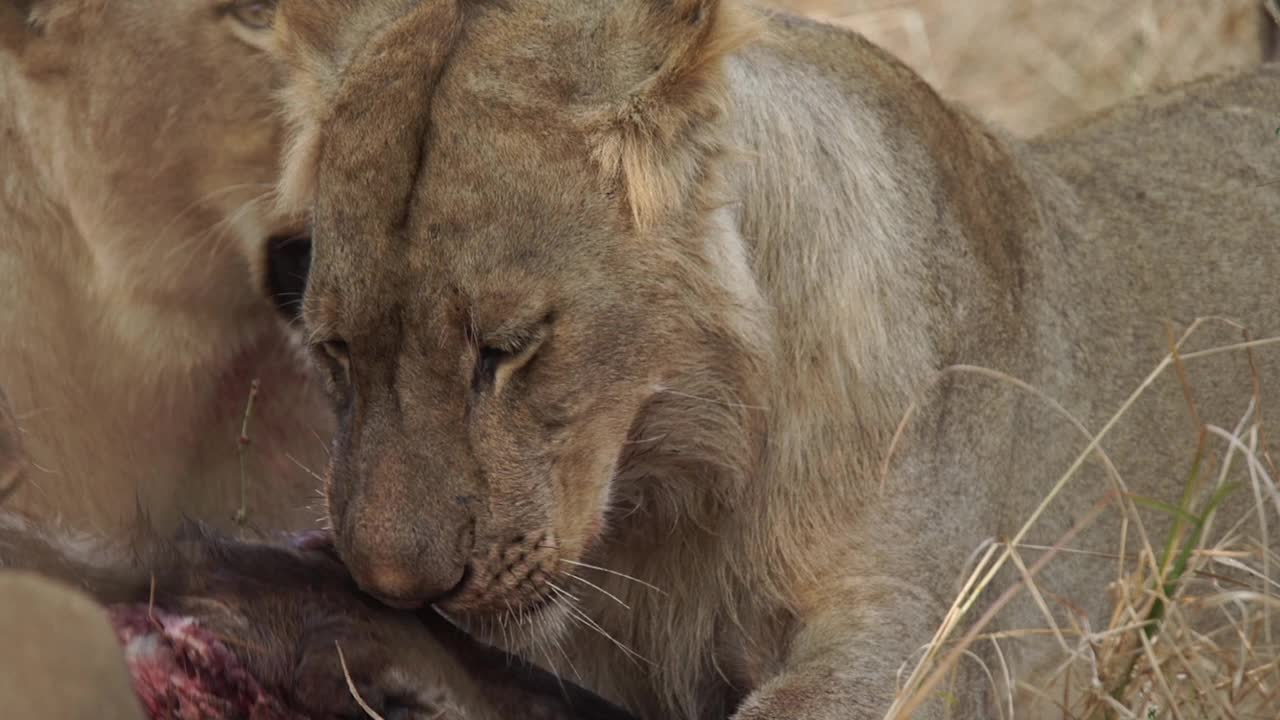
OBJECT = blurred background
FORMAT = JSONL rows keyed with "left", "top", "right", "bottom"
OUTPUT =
{"left": 770, "top": 0, "right": 1273, "bottom": 135}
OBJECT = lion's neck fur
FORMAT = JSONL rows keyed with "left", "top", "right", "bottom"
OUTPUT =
{"left": 0, "top": 68, "right": 322, "bottom": 533}
{"left": 569, "top": 19, "right": 1034, "bottom": 718}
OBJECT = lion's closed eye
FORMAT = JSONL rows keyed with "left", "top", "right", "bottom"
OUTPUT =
{"left": 219, "top": 0, "right": 278, "bottom": 52}
{"left": 309, "top": 339, "right": 351, "bottom": 395}
{"left": 471, "top": 313, "right": 550, "bottom": 394}
{"left": 223, "top": 0, "right": 275, "bottom": 31}
{"left": 474, "top": 331, "right": 546, "bottom": 396}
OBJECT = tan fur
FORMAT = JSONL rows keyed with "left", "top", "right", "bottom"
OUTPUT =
{"left": 0, "top": 0, "right": 332, "bottom": 535}
{"left": 0, "top": 572, "right": 146, "bottom": 720}
{"left": 271, "top": 1, "right": 1280, "bottom": 718}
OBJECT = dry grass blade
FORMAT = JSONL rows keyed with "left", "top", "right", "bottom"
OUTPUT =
{"left": 885, "top": 323, "right": 1280, "bottom": 718}
{"left": 888, "top": 495, "right": 1116, "bottom": 719}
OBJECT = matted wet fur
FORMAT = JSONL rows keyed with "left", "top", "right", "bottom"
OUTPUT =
{"left": 268, "top": 1, "right": 1280, "bottom": 718}
{"left": 0, "top": 0, "right": 330, "bottom": 535}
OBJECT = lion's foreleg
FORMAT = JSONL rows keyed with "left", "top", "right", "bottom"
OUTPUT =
{"left": 731, "top": 587, "right": 957, "bottom": 720}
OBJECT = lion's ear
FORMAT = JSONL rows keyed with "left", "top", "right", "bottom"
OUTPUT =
{"left": 588, "top": 0, "right": 758, "bottom": 228}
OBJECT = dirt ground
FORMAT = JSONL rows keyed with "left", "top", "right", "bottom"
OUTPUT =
{"left": 765, "top": 0, "right": 1272, "bottom": 135}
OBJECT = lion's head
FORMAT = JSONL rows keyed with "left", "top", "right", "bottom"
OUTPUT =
{"left": 2, "top": 0, "right": 312, "bottom": 352}
{"left": 273, "top": 0, "right": 767, "bottom": 619}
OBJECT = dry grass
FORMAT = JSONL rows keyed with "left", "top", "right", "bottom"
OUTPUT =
{"left": 767, "top": 1, "right": 1271, "bottom": 135}
{"left": 758, "top": 5, "right": 1280, "bottom": 715}
{"left": 744, "top": 9, "right": 1280, "bottom": 710}
{"left": 882, "top": 324, "right": 1280, "bottom": 719}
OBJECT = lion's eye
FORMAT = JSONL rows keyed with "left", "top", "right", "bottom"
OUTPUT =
{"left": 321, "top": 340, "right": 350, "bottom": 369}
{"left": 473, "top": 332, "right": 547, "bottom": 395}
{"left": 227, "top": 0, "right": 275, "bottom": 30}
{"left": 471, "top": 313, "right": 554, "bottom": 394}
{"left": 311, "top": 339, "right": 351, "bottom": 391}
{"left": 476, "top": 346, "right": 509, "bottom": 387}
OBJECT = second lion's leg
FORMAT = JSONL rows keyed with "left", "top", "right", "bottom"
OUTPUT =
{"left": 0, "top": 572, "right": 146, "bottom": 720}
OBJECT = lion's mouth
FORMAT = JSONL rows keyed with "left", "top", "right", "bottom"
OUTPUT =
{"left": 264, "top": 231, "right": 312, "bottom": 324}
{"left": 430, "top": 534, "right": 568, "bottom": 617}
{"left": 372, "top": 592, "right": 428, "bottom": 611}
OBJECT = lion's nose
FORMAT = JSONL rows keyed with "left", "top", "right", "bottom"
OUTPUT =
{"left": 343, "top": 510, "right": 473, "bottom": 607}
{"left": 361, "top": 565, "right": 445, "bottom": 609}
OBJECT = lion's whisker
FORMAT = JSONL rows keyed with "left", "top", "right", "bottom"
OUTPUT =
{"left": 149, "top": 181, "right": 276, "bottom": 256}
{"left": 162, "top": 186, "right": 273, "bottom": 265}
{"left": 498, "top": 601, "right": 516, "bottom": 664}
{"left": 545, "top": 579, "right": 582, "bottom": 604}
{"left": 546, "top": 621, "right": 583, "bottom": 683}
{"left": 549, "top": 585, "right": 652, "bottom": 667}
{"left": 285, "top": 453, "right": 327, "bottom": 485}
{"left": 178, "top": 189, "right": 276, "bottom": 273}
{"left": 532, "top": 607, "right": 572, "bottom": 698}
{"left": 560, "top": 558, "right": 667, "bottom": 596}
{"left": 562, "top": 570, "right": 631, "bottom": 611}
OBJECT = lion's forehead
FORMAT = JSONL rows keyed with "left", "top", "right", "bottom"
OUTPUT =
{"left": 294, "top": 0, "right": 696, "bottom": 334}
{"left": 305, "top": 242, "right": 573, "bottom": 345}
{"left": 308, "top": 133, "right": 624, "bottom": 309}
{"left": 299, "top": 0, "right": 631, "bottom": 235}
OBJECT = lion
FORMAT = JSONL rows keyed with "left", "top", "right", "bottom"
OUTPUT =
{"left": 0, "top": 0, "right": 331, "bottom": 535}
{"left": 262, "top": 0, "right": 1280, "bottom": 717}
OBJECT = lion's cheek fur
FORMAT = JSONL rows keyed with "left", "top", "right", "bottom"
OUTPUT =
{"left": 547, "top": 427, "right": 628, "bottom": 561}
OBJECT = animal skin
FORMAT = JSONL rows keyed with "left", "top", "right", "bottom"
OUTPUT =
{"left": 263, "top": 1, "right": 1280, "bottom": 718}
{"left": 0, "top": 0, "right": 330, "bottom": 536}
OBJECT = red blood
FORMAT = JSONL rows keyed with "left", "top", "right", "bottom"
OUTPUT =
{"left": 108, "top": 605, "right": 308, "bottom": 720}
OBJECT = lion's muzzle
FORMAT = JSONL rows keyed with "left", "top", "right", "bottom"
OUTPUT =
{"left": 341, "top": 503, "right": 475, "bottom": 609}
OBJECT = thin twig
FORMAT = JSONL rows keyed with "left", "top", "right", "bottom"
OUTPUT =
{"left": 235, "top": 378, "right": 261, "bottom": 527}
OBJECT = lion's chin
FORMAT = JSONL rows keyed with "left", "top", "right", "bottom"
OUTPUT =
{"left": 447, "top": 598, "right": 574, "bottom": 656}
